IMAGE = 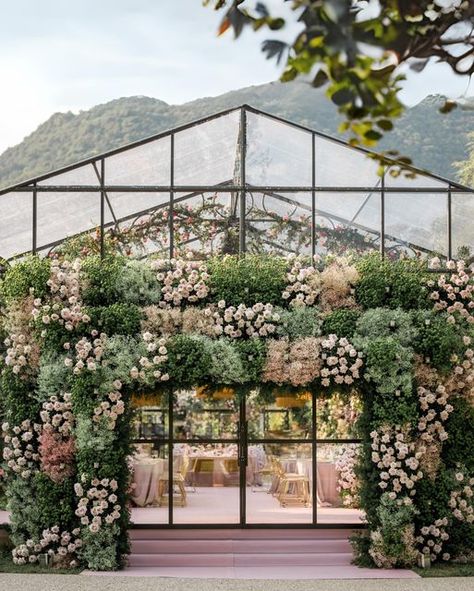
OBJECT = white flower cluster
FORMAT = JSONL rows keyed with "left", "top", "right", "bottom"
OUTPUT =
{"left": 370, "top": 426, "right": 424, "bottom": 498}
{"left": 32, "top": 259, "right": 90, "bottom": 331}
{"left": 212, "top": 301, "right": 280, "bottom": 338}
{"left": 282, "top": 256, "right": 320, "bottom": 307}
{"left": 335, "top": 444, "right": 360, "bottom": 507}
{"left": 451, "top": 336, "right": 474, "bottom": 392}
{"left": 74, "top": 476, "right": 120, "bottom": 533}
{"left": 449, "top": 472, "right": 474, "bottom": 523}
{"left": 417, "top": 385, "right": 453, "bottom": 444}
{"left": 130, "top": 332, "right": 170, "bottom": 382}
{"left": 40, "top": 393, "right": 74, "bottom": 436}
{"left": 320, "top": 334, "right": 363, "bottom": 387}
{"left": 64, "top": 332, "right": 106, "bottom": 374}
{"left": 416, "top": 519, "right": 450, "bottom": 563}
{"left": 12, "top": 526, "right": 82, "bottom": 566}
{"left": 92, "top": 379, "right": 125, "bottom": 430}
{"left": 424, "top": 0, "right": 467, "bottom": 22}
{"left": 3, "top": 332, "right": 34, "bottom": 376}
{"left": 152, "top": 258, "right": 209, "bottom": 307}
{"left": 428, "top": 259, "right": 474, "bottom": 325}
{"left": 2, "top": 419, "right": 41, "bottom": 479}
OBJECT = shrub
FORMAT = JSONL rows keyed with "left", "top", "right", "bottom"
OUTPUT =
{"left": 164, "top": 334, "right": 212, "bottom": 387}
{"left": 88, "top": 303, "right": 142, "bottom": 336}
{"left": 81, "top": 256, "right": 125, "bottom": 306}
{"left": 276, "top": 306, "right": 321, "bottom": 339}
{"left": 115, "top": 259, "right": 161, "bottom": 305}
{"left": 0, "top": 257, "right": 50, "bottom": 302}
{"left": 355, "top": 308, "right": 417, "bottom": 347}
{"left": 322, "top": 308, "right": 361, "bottom": 338}
{"left": 412, "top": 311, "right": 463, "bottom": 373}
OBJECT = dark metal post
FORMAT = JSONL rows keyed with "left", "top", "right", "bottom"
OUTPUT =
{"left": 380, "top": 172, "right": 385, "bottom": 258}
{"left": 312, "top": 390, "right": 317, "bottom": 524}
{"left": 311, "top": 133, "right": 316, "bottom": 256}
{"left": 168, "top": 389, "right": 173, "bottom": 525}
{"left": 239, "top": 107, "right": 247, "bottom": 254}
{"left": 32, "top": 183, "right": 37, "bottom": 255}
{"left": 239, "top": 395, "right": 247, "bottom": 526}
{"left": 100, "top": 159, "right": 105, "bottom": 259}
{"left": 169, "top": 134, "right": 175, "bottom": 259}
{"left": 447, "top": 186, "right": 452, "bottom": 260}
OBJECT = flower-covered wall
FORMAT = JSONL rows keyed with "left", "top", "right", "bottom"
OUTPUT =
{"left": 0, "top": 252, "right": 473, "bottom": 570}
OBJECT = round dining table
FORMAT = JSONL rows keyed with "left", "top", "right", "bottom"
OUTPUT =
{"left": 132, "top": 457, "right": 167, "bottom": 507}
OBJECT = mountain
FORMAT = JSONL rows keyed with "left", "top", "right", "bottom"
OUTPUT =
{"left": 0, "top": 81, "right": 472, "bottom": 189}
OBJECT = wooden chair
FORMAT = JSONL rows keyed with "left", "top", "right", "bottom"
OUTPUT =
{"left": 157, "top": 455, "right": 190, "bottom": 507}
{"left": 272, "top": 458, "right": 311, "bottom": 508}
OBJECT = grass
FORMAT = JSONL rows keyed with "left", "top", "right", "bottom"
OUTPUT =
{"left": 414, "top": 562, "right": 474, "bottom": 577}
{"left": 0, "top": 548, "right": 80, "bottom": 574}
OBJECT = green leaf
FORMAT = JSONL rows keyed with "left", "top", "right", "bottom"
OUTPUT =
{"left": 312, "top": 69, "right": 329, "bottom": 88}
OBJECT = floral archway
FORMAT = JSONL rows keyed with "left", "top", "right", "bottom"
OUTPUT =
{"left": 0, "top": 253, "right": 473, "bottom": 570}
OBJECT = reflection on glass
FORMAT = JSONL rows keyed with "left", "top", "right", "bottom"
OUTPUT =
{"left": 246, "top": 442, "right": 312, "bottom": 524}
{"left": 316, "top": 391, "right": 361, "bottom": 439}
{"left": 132, "top": 406, "right": 168, "bottom": 441}
{"left": 172, "top": 442, "right": 240, "bottom": 524}
{"left": 247, "top": 390, "right": 312, "bottom": 440}
{"left": 130, "top": 442, "right": 169, "bottom": 524}
{"left": 174, "top": 389, "right": 238, "bottom": 440}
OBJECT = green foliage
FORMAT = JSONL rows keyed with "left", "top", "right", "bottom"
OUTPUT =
{"left": 412, "top": 311, "right": 463, "bottom": 373}
{"left": 88, "top": 303, "right": 142, "bottom": 336}
{"left": 207, "top": 339, "right": 246, "bottom": 384}
{"left": 36, "top": 352, "right": 72, "bottom": 401}
{"left": 355, "top": 308, "right": 417, "bottom": 347}
{"left": 355, "top": 254, "right": 428, "bottom": 311}
{"left": 165, "top": 335, "right": 212, "bottom": 387}
{"left": 78, "top": 525, "right": 119, "bottom": 571}
{"left": 321, "top": 308, "right": 361, "bottom": 338}
{"left": 115, "top": 260, "right": 161, "bottom": 305}
{"left": 102, "top": 335, "right": 146, "bottom": 388}
{"left": 442, "top": 397, "right": 474, "bottom": 473}
{"left": 0, "top": 257, "right": 50, "bottom": 302}
{"left": 233, "top": 338, "right": 268, "bottom": 383}
{"left": 208, "top": 255, "right": 287, "bottom": 306}
{"left": 276, "top": 306, "right": 321, "bottom": 339}
{"left": 81, "top": 256, "right": 125, "bottom": 306}
{"left": 0, "top": 368, "right": 40, "bottom": 424}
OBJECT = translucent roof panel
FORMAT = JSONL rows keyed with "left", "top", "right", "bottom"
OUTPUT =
{"left": 384, "top": 193, "right": 447, "bottom": 257}
{"left": 38, "top": 163, "right": 98, "bottom": 186}
{"left": 0, "top": 191, "right": 32, "bottom": 259}
{"left": 316, "top": 191, "right": 381, "bottom": 233}
{"left": 452, "top": 192, "right": 474, "bottom": 257}
{"left": 174, "top": 111, "right": 240, "bottom": 186}
{"left": 315, "top": 136, "right": 380, "bottom": 187}
{"left": 385, "top": 167, "right": 447, "bottom": 189}
{"left": 104, "top": 192, "right": 170, "bottom": 225}
{"left": 104, "top": 136, "right": 171, "bottom": 186}
{"left": 37, "top": 192, "right": 100, "bottom": 250}
{"left": 246, "top": 112, "right": 312, "bottom": 187}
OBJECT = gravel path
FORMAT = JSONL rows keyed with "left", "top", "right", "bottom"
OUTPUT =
{"left": 0, "top": 575, "right": 473, "bottom": 591}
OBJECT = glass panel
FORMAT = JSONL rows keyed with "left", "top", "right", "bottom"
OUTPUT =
{"left": 314, "top": 136, "right": 380, "bottom": 187}
{"left": 173, "top": 191, "right": 238, "bottom": 257}
{"left": 246, "top": 442, "right": 312, "bottom": 524}
{"left": 316, "top": 391, "right": 362, "bottom": 439}
{"left": 316, "top": 443, "right": 364, "bottom": 525}
{"left": 38, "top": 163, "right": 98, "bottom": 186}
{"left": 174, "top": 389, "right": 238, "bottom": 441}
{"left": 246, "top": 112, "right": 312, "bottom": 186}
{"left": 130, "top": 442, "right": 169, "bottom": 524}
{"left": 246, "top": 191, "right": 312, "bottom": 255}
{"left": 104, "top": 137, "right": 171, "bottom": 186}
{"left": 315, "top": 191, "right": 381, "bottom": 256}
{"left": 0, "top": 191, "right": 32, "bottom": 259}
{"left": 247, "top": 390, "right": 312, "bottom": 440}
{"left": 37, "top": 192, "right": 100, "bottom": 250}
{"left": 174, "top": 110, "right": 240, "bottom": 186}
{"left": 384, "top": 192, "right": 447, "bottom": 258}
{"left": 172, "top": 443, "right": 240, "bottom": 524}
{"left": 452, "top": 192, "right": 474, "bottom": 258}
{"left": 132, "top": 403, "right": 169, "bottom": 440}
{"left": 385, "top": 166, "right": 447, "bottom": 189}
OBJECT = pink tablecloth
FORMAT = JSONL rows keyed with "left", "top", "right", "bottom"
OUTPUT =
{"left": 132, "top": 458, "right": 167, "bottom": 507}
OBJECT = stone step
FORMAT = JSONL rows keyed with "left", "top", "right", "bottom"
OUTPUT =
{"left": 129, "top": 527, "right": 357, "bottom": 540}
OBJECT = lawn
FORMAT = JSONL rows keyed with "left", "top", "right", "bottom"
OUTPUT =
{"left": 414, "top": 562, "right": 474, "bottom": 577}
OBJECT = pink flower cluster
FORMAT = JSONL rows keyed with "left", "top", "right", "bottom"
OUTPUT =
{"left": 282, "top": 256, "right": 320, "bottom": 307}
{"left": 92, "top": 379, "right": 125, "bottom": 430}
{"left": 74, "top": 476, "right": 121, "bottom": 533}
{"left": 213, "top": 301, "right": 280, "bottom": 338}
{"left": 2, "top": 419, "right": 41, "bottom": 479}
{"left": 449, "top": 472, "right": 474, "bottom": 523}
{"left": 12, "top": 526, "right": 82, "bottom": 566}
{"left": 64, "top": 332, "right": 106, "bottom": 374}
{"left": 428, "top": 259, "right": 474, "bottom": 325}
{"left": 39, "top": 430, "right": 75, "bottom": 484}
{"left": 417, "top": 385, "right": 453, "bottom": 444}
{"left": 32, "top": 259, "right": 90, "bottom": 331}
{"left": 153, "top": 258, "right": 209, "bottom": 307}
{"left": 320, "top": 334, "right": 363, "bottom": 387}
{"left": 262, "top": 337, "right": 321, "bottom": 386}
{"left": 416, "top": 519, "right": 450, "bottom": 563}
{"left": 130, "top": 332, "right": 170, "bottom": 382}
{"left": 40, "top": 393, "right": 74, "bottom": 436}
{"left": 3, "top": 332, "right": 35, "bottom": 376}
{"left": 335, "top": 444, "right": 360, "bottom": 507}
{"left": 370, "top": 426, "right": 423, "bottom": 498}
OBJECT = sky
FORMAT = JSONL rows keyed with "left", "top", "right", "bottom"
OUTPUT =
{"left": 0, "top": 0, "right": 472, "bottom": 154}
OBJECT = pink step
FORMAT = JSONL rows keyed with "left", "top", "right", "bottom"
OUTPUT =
{"left": 129, "top": 527, "right": 357, "bottom": 540}
{"left": 129, "top": 551, "right": 353, "bottom": 567}
{"left": 131, "top": 538, "right": 351, "bottom": 554}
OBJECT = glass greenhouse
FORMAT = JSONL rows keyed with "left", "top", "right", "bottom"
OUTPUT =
{"left": 0, "top": 104, "right": 472, "bottom": 263}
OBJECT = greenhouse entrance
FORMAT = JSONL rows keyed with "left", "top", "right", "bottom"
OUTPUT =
{"left": 130, "top": 389, "right": 364, "bottom": 527}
